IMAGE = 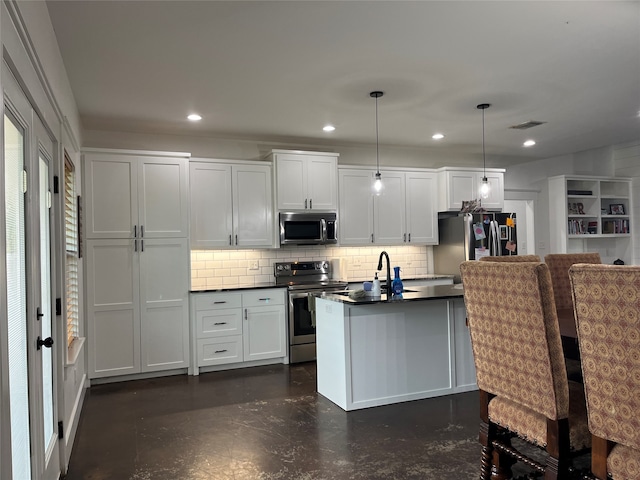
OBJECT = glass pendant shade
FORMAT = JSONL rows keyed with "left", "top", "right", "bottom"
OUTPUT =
{"left": 373, "top": 172, "right": 384, "bottom": 196}
{"left": 479, "top": 176, "right": 490, "bottom": 199}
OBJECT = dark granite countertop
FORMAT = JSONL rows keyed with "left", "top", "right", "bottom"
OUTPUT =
{"left": 190, "top": 281, "right": 285, "bottom": 293}
{"left": 318, "top": 284, "right": 464, "bottom": 305}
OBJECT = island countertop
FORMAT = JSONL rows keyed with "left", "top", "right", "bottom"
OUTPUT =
{"left": 319, "top": 284, "right": 463, "bottom": 305}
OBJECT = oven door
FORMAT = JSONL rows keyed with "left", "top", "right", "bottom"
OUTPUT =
{"left": 288, "top": 290, "right": 319, "bottom": 346}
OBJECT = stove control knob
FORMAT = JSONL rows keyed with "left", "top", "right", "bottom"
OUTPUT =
{"left": 276, "top": 265, "right": 283, "bottom": 271}
{"left": 322, "top": 261, "right": 329, "bottom": 269}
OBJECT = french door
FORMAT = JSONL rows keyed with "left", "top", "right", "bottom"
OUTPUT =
{"left": 3, "top": 64, "right": 60, "bottom": 479}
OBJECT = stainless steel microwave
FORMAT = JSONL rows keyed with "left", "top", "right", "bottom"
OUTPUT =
{"left": 279, "top": 212, "right": 338, "bottom": 246}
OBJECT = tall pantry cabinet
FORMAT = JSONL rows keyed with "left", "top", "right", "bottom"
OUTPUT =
{"left": 83, "top": 149, "right": 191, "bottom": 379}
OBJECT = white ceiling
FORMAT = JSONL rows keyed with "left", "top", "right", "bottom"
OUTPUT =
{"left": 46, "top": 1, "right": 640, "bottom": 167}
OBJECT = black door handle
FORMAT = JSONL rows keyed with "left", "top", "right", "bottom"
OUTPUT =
{"left": 37, "top": 336, "right": 54, "bottom": 350}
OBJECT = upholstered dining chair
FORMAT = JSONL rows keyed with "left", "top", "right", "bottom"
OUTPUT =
{"left": 460, "top": 261, "right": 590, "bottom": 479}
{"left": 569, "top": 264, "right": 640, "bottom": 480}
{"left": 479, "top": 254, "right": 541, "bottom": 262}
{"left": 544, "top": 253, "right": 602, "bottom": 311}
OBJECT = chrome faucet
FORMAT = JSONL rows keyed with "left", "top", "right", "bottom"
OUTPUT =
{"left": 377, "top": 251, "right": 392, "bottom": 297}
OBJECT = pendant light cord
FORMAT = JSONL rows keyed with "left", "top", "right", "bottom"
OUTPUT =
{"left": 375, "top": 95, "right": 380, "bottom": 175}
{"left": 482, "top": 107, "right": 486, "bottom": 178}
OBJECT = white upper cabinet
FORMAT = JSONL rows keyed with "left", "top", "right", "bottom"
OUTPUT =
{"left": 189, "top": 160, "right": 274, "bottom": 249}
{"left": 438, "top": 168, "right": 504, "bottom": 212}
{"left": 271, "top": 150, "right": 339, "bottom": 211}
{"left": 232, "top": 164, "right": 274, "bottom": 247}
{"left": 374, "top": 171, "right": 406, "bottom": 244}
{"left": 338, "top": 169, "right": 375, "bottom": 245}
{"left": 84, "top": 149, "right": 189, "bottom": 239}
{"left": 405, "top": 171, "right": 438, "bottom": 244}
{"left": 339, "top": 167, "right": 438, "bottom": 246}
{"left": 189, "top": 163, "right": 233, "bottom": 248}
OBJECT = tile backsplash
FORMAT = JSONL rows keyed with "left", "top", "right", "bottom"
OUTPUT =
{"left": 190, "top": 245, "right": 433, "bottom": 289}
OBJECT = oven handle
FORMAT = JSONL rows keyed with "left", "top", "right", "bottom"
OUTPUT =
{"left": 321, "top": 218, "right": 327, "bottom": 243}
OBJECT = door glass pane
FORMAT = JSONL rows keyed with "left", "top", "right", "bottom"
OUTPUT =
{"left": 5, "top": 113, "right": 32, "bottom": 479}
{"left": 39, "top": 156, "right": 54, "bottom": 450}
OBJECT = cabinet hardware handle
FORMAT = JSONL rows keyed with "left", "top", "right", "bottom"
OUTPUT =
{"left": 244, "top": 309, "right": 248, "bottom": 320}
{"left": 371, "top": 233, "right": 374, "bottom": 243}
{"left": 213, "top": 301, "right": 227, "bottom": 304}
{"left": 235, "top": 234, "right": 238, "bottom": 245}
{"left": 229, "top": 235, "right": 232, "bottom": 246}
{"left": 214, "top": 322, "right": 227, "bottom": 325}
{"left": 403, "top": 233, "right": 406, "bottom": 242}
{"left": 134, "top": 225, "right": 137, "bottom": 238}
{"left": 310, "top": 199, "right": 312, "bottom": 209}
{"left": 141, "top": 225, "right": 144, "bottom": 238}
{"left": 141, "top": 240, "right": 144, "bottom": 252}
{"left": 134, "top": 239, "right": 137, "bottom": 252}
{"left": 258, "top": 298, "right": 270, "bottom": 301}
{"left": 214, "top": 349, "right": 228, "bottom": 354}
{"left": 36, "top": 306, "right": 44, "bottom": 321}
{"left": 305, "top": 198, "right": 308, "bottom": 209}
{"left": 408, "top": 233, "right": 411, "bottom": 242}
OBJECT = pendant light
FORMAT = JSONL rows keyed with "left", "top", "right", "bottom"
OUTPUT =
{"left": 477, "top": 103, "right": 491, "bottom": 200}
{"left": 371, "top": 91, "right": 384, "bottom": 195}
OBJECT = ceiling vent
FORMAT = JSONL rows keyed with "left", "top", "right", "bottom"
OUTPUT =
{"left": 509, "top": 120, "right": 546, "bottom": 130}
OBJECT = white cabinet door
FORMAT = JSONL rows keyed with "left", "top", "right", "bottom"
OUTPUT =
{"left": 189, "top": 162, "right": 233, "bottom": 248}
{"left": 307, "top": 155, "right": 337, "bottom": 210}
{"left": 406, "top": 172, "right": 438, "bottom": 244}
{"left": 86, "top": 239, "right": 141, "bottom": 378}
{"left": 479, "top": 172, "right": 504, "bottom": 211}
{"left": 338, "top": 169, "right": 374, "bottom": 245}
{"left": 139, "top": 238, "right": 190, "bottom": 372}
{"left": 243, "top": 305, "right": 286, "bottom": 361}
{"left": 84, "top": 152, "right": 188, "bottom": 238}
{"left": 374, "top": 171, "right": 406, "bottom": 245}
{"left": 233, "top": 164, "right": 274, "bottom": 247}
{"left": 275, "top": 154, "right": 307, "bottom": 210}
{"left": 84, "top": 153, "right": 137, "bottom": 239}
{"left": 138, "top": 157, "right": 189, "bottom": 238}
{"left": 447, "top": 171, "right": 477, "bottom": 211}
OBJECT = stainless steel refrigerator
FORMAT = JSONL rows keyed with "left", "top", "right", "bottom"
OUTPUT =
{"left": 433, "top": 212, "right": 518, "bottom": 283}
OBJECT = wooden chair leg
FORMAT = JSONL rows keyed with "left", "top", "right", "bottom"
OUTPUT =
{"left": 591, "top": 435, "right": 612, "bottom": 480}
{"left": 479, "top": 420, "right": 492, "bottom": 480}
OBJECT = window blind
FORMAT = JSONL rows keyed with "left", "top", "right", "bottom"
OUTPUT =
{"left": 64, "top": 154, "right": 79, "bottom": 346}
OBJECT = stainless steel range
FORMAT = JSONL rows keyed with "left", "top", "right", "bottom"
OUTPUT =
{"left": 275, "top": 261, "right": 348, "bottom": 363}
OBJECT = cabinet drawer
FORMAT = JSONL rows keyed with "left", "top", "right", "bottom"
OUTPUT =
{"left": 197, "top": 337, "right": 243, "bottom": 366}
{"left": 242, "top": 289, "right": 285, "bottom": 308}
{"left": 196, "top": 309, "right": 242, "bottom": 338}
{"left": 194, "top": 292, "right": 242, "bottom": 311}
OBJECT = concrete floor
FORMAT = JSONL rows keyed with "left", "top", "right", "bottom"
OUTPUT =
{"left": 62, "top": 363, "right": 585, "bottom": 479}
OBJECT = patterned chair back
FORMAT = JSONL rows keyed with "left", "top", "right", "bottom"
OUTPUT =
{"left": 569, "top": 264, "right": 640, "bottom": 451}
{"left": 460, "top": 261, "right": 569, "bottom": 420}
{"left": 479, "top": 254, "right": 540, "bottom": 262}
{"left": 545, "top": 253, "right": 601, "bottom": 310}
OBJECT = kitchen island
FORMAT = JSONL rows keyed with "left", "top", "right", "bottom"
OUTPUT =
{"left": 315, "top": 285, "right": 477, "bottom": 411}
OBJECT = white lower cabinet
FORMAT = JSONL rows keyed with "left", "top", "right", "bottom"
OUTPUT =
{"left": 191, "top": 288, "right": 287, "bottom": 373}
{"left": 86, "top": 238, "right": 190, "bottom": 379}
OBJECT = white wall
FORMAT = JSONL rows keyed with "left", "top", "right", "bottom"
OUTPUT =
{"left": 614, "top": 141, "right": 640, "bottom": 265}
{"left": 82, "top": 128, "right": 519, "bottom": 169}
{"left": 505, "top": 146, "right": 616, "bottom": 259}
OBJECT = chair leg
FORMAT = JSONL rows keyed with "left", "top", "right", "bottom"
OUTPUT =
{"left": 480, "top": 421, "right": 513, "bottom": 480}
{"left": 479, "top": 420, "right": 492, "bottom": 480}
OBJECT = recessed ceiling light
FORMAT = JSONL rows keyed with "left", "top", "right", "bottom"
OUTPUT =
{"left": 187, "top": 114, "right": 202, "bottom": 121}
{"left": 523, "top": 140, "right": 536, "bottom": 147}
{"left": 323, "top": 125, "right": 336, "bottom": 132}
{"left": 432, "top": 133, "right": 445, "bottom": 140}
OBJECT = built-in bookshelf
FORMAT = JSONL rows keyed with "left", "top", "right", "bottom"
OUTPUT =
{"left": 549, "top": 175, "right": 633, "bottom": 264}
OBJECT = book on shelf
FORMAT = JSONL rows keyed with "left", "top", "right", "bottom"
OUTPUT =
{"left": 567, "top": 189, "right": 593, "bottom": 196}
{"left": 603, "top": 219, "right": 629, "bottom": 234}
